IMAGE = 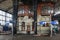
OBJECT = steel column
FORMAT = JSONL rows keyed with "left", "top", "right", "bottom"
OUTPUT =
{"left": 12, "top": 0, "right": 19, "bottom": 35}
{"left": 33, "top": 0, "right": 37, "bottom": 34}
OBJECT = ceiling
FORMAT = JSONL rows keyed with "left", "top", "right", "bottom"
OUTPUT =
{"left": 0, "top": 0, "right": 13, "bottom": 13}
{"left": 0, "top": 0, "right": 59, "bottom": 14}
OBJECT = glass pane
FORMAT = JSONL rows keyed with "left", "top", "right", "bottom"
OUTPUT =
{"left": 3, "top": 21, "right": 5, "bottom": 25}
{"left": 0, "top": 10, "right": 3, "bottom": 15}
{"left": 18, "top": 8, "right": 24, "bottom": 14}
{"left": 10, "top": 18, "right": 12, "bottom": 20}
{"left": 9, "top": 14, "right": 12, "bottom": 17}
{"left": 7, "top": 13, "right": 12, "bottom": 17}
{"left": 0, "top": 21, "right": 2, "bottom": 25}
{"left": 2, "top": 11, "right": 5, "bottom": 16}
{"left": 2, "top": 16, "right": 5, "bottom": 21}
{"left": 0, "top": 16, "right": 2, "bottom": 20}
{"left": 6, "top": 17, "right": 10, "bottom": 22}
{"left": 1, "top": 21, "right": 5, "bottom": 25}
{"left": 18, "top": 11, "right": 23, "bottom": 14}
{"left": 6, "top": 13, "right": 10, "bottom": 17}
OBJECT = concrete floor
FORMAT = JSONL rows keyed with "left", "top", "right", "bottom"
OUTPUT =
{"left": 0, "top": 35, "right": 12, "bottom": 40}
{"left": 0, "top": 34, "right": 60, "bottom": 40}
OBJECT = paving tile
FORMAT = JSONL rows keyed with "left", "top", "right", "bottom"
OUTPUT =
{"left": 0, "top": 34, "right": 60, "bottom": 40}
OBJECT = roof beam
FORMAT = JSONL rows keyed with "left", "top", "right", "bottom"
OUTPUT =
{"left": 0, "top": 9, "right": 12, "bottom": 14}
{"left": 6, "top": 6, "right": 13, "bottom": 11}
